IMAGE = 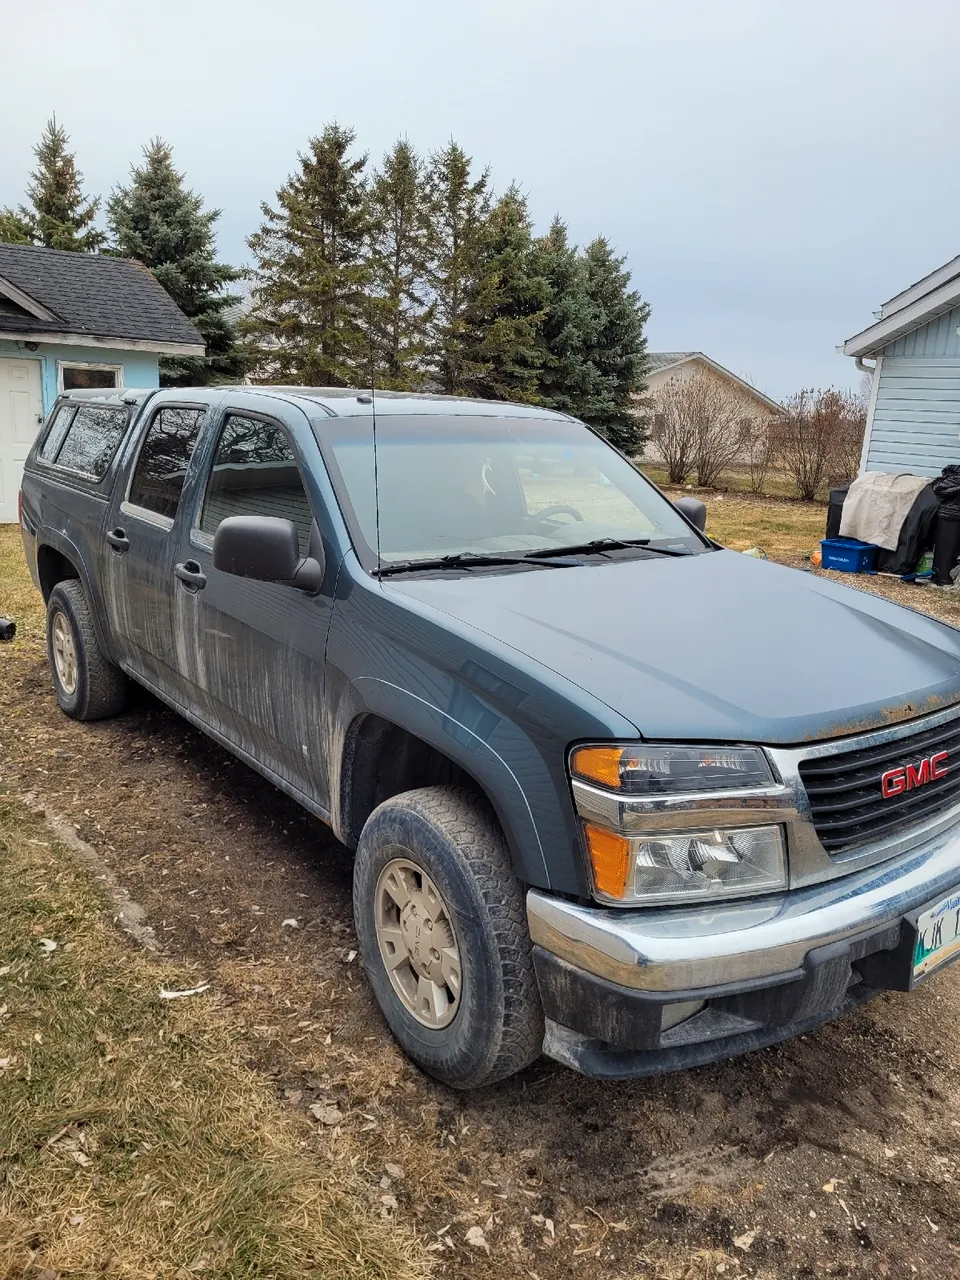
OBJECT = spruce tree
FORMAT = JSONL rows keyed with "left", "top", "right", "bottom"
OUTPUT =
{"left": 0, "top": 210, "right": 32, "bottom": 244}
{"left": 246, "top": 125, "right": 370, "bottom": 386}
{"left": 424, "top": 142, "right": 491, "bottom": 394}
{"left": 17, "top": 116, "right": 105, "bottom": 252}
{"left": 532, "top": 218, "right": 599, "bottom": 419}
{"left": 108, "top": 139, "right": 244, "bottom": 385}
{"left": 458, "top": 186, "right": 547, "bottom": 402}
{"left": 580, "top": 236, "right": 651, "bottom": 453}
{"left": 364, "top": 139, "right": 432, "bottom": 389}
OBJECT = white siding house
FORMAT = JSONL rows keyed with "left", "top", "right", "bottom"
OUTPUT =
{"left": 844, "top": 256, "right": 960, "bottom": 476}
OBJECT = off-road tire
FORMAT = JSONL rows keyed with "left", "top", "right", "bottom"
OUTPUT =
{"left": 46, "top": 581, "right": 128, "bottom": 721}
{"left": 353, "top": 785, "right": 543, "bottom": 1089}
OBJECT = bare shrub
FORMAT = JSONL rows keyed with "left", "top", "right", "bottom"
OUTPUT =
{"left": 827, "top": 389, "right": 868, "bottom": 486}
{"left": 742, "top": 418, "right": 777, "bottom": 494}
{"left": 773, "top": 392, "right": 822, "bottom": 501}
{"left": 686, "top": 374, "right": 753, "bottom": 489}
{"left": 651, "top": 372, "right": 754, "bottom": 487}
{"left": 773, "top": 388, "right": 867, "bottom": 500}
{"left": 649, "top": 377, "right": 697, "bottom": 484}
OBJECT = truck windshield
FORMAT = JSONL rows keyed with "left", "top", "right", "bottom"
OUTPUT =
{"left": 320, "top": 414, "right": 706, "bottom": 569}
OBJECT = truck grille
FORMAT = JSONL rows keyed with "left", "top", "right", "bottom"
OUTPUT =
{"left": 799, "top": 715, "right": 960, "bottom": 853}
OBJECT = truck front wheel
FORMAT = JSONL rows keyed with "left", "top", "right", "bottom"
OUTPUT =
{"left": 46, "top": 581, "right": 128, "bottom": 721}
{"left": 353, "top": 786, "right": 543, "bottom": 1089}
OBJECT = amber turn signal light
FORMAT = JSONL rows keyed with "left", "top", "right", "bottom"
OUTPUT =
{"left": 582, "top": 823, "right": 631, "bottom": 899}
{"left": 571, "top": 746, "right": 629, "bottom": 789}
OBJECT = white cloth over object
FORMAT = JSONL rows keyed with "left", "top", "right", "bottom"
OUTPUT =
{"left": 839, "top": 472, "right": 932, "bottom": 552}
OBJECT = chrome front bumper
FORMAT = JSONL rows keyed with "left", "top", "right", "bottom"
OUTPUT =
{"left": 528, "top": 812, "right": 960, "bottom": 993}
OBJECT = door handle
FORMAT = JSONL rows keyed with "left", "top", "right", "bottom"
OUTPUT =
{"left": 106, "top": 527, "right": 130, "bottom": 553}
{"left": 174, "top": 560, "right": 207, "bottom": 592}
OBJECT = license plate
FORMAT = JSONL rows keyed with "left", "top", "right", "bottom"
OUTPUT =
{"left": 913, "top": 889, "right": 960, "bottom": 980}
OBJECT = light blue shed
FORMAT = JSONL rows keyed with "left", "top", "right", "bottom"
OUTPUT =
{"left": 0, "top": 242, "right": 203, "bottom": 521}
{"left": 844, "top": 255, "right": 960, "bottom": 476}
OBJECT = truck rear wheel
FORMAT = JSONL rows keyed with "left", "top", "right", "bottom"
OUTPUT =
{"left": 353, "top": 786, "right": 543, "bottom": 1089}
{"left": 46, "top": 581, "right": 128, "bottom": 721}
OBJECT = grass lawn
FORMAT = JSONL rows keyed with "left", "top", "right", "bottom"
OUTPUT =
{"left": 641, "top": 462, "right": 832, "bottom": 503}
{"left": 0, "top": 538, "right": 426, "bottom": 1278}
{"left": 2, "top": 489, "right": 960, "bottom": 1278}
{"left": 0, "top": 525, "right": 43, "bottom": 638}
{"left": 0, "top": 788, "right": 426, "bottom": 1279}
{"left": 691, "top": 492, "right": 827, "bottom": 559}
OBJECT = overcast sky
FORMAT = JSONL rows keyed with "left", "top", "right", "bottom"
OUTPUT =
{"left": 3, "top": 0, "right": 958, "bottom": 398}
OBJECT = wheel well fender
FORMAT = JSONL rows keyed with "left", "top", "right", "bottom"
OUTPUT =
{"left": 35, "top": 535, "right": 113, "bottom": 657}
{"left": 333, "top": 677, "right": 553, "bottom": 890}
{"left": 37, "top": 544, "right": 80, "bottom": 601}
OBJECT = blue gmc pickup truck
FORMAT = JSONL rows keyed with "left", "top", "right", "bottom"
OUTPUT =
{"left": 19, "top": 385, "right": 960, "bottom": 1088}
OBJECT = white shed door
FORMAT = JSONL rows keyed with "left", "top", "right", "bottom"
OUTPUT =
{"left": 0, "top": 358, "right": 43, "bottom": 523}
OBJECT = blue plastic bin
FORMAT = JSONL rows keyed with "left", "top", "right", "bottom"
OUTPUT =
{"left": 820, "top": 537, "right": 876, "bottom": 573}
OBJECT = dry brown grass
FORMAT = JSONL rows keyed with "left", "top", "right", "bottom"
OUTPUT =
{"left": 0, "top": 793, "right": 430, "bottom": 1280}
{"left": 673, "top": 491, "right": 827, "bottom": 560}
{"left": 0, "top": 525, "right": 43, "bottom": 642}
{"left": 640, "top": 461, "right": 824, "bottom": 502}
{"left": 3, "top": 494, "right": 960, "bottom": 1280}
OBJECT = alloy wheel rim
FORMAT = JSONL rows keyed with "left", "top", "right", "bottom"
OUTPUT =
{"left": 374, "top": 857, "right": 462, "bottom": 1029}
{"left": 51, "top": 611, "right": 78, "bottom": 696}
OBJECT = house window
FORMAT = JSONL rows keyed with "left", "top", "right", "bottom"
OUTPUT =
{"left": 58, "top": 361, "right": 123, "bottom": 392}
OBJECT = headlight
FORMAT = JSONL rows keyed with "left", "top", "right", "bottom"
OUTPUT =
{"left": 583, "top": 822, "right": 786, "bottom": 905}
{"left": 571, "top": 744, "right": 774, "bottom": 793}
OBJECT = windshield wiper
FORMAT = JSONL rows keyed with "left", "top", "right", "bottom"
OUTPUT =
{"left": 525, "top": 538, "right": 693, "bottom": 559}
{"left": 378, "top": 551, "right": 575, "bottom": 577}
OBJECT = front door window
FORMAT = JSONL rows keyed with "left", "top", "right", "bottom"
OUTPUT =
{"left": 199, "top": 413, "right": 314, "bottom": 553}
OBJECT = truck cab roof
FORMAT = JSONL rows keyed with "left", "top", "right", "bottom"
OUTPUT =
{"left": 72, "top": 385, "right": 577, "bottom": 422}
{"left": 260, "top": 388, "right": 576, "bottom": 420}
{"left": 58, "top": 388, "right": 156, "bottom": 408}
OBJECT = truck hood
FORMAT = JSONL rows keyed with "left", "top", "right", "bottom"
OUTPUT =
{"left": 388, "top": 550, "right": 960, "bottom": 744}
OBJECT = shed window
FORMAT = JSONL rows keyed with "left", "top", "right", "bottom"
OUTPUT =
{"left": 59, "top": 363, "right": 121, "bottom": 391}
{"left": 128, "top": 407, "right": 206, "bottom": 520}
{"left": 47, "top": 405, "right": 127, "bottom": 479}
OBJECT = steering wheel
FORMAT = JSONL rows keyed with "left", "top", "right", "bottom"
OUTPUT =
{"left": 527, "top": 504, "right": 585, "bottom": 526}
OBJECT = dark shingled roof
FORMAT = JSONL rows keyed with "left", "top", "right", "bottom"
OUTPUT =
{"left": 0, "top": 242, "right": 204, "bottom": 349}
{"left": 647, "top": 351, "right": 697, "bottom": 372}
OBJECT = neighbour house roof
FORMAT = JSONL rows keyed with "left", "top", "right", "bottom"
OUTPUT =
{"left": 643, "top": 351, "right": 782, "bottom": 412}
{"left": 647, "top": 351, "right": 697, "bottom": 373}
{"left": 0, "top": 242, "right": 205, "bottom": 355}
{"left": 843, "top": 252, "right": 960, "bottom": 358}
{"left": 221, "top": 282, "right": 255, "bottom": 330}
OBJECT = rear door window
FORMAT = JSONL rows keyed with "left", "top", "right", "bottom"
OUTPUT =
{"left": 128, "top": 407, "right": 206, "bottom": 520}
{"left": 38, "top": 405, "right": 76, "bottom": 462}
{"left": 198, "top": 414, "right": 313, "bottom": 555}
{"left": 43, "top": 404, "right": 127, "bottom": 479}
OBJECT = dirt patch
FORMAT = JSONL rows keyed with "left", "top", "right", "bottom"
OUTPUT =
{"left": 1, "top": 641, "right": 959, "bottom": 1276}
{"left": 5, "top": 520, "right": 960, "bottom": 1277}
{"left": 0, "top": 791, "right": 429, "bottom": 1280}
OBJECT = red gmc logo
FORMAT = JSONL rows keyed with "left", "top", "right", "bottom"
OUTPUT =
{"left": 881, "top": 751, "right": 949, "bottom": 798}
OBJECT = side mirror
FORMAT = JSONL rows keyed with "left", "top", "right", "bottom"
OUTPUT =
{"left": 673, "top": 496, "right": 707, "bottom": 533}
{"left": 213, "top": 515, "right": 324, "bottom": 592}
